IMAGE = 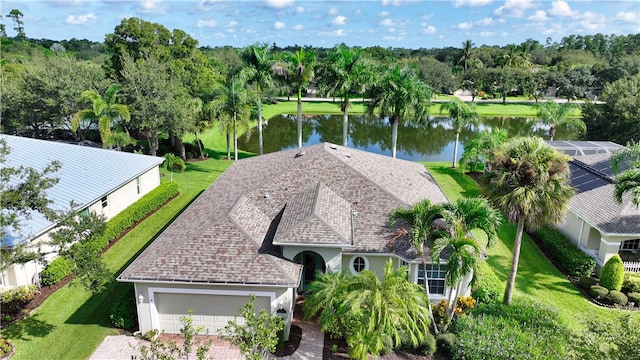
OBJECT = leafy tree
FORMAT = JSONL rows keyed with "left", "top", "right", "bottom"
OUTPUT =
{"left": 6, "top": 9, "right": 25, "bottom": 39}
{"left": 318, "top": 44, "right": 370, "bottom": 146}
{"left": 210, "top": 77, "right": 254, "bottom": 161}
{"left": 389, "top": 198, "right": 443, "bottom": 333}
{"left": 367, "top": 64, "right": 431, "bottom": 158}
{"left": 220, "top": 295, "right": 284, "bottom": 360}
{"left": 548, "top": 66, "right": 595, "bottom": 100}
{"left": 482, "top": 137, "right": 574, "bottom": 305}
{"left": 440, "top": 99, "right": 479, "bottom": 168}
{"left": 136, "top": 311, "right": 212, "bottom": 360}
{"left": 411, "top": 56, "right": 458, "bottom": 94}
{"left": 163, "top": 153, "right": 186, "bottom": 182}
{"left": 280, "top": 48, "right": 316, "bottom": 148}
{"left": 240, "top": 44, "right": 277, "bottom": 156}
{"left": 73, "top": 84, "right": 131, "bottom": 145}
{"left": 459, "top": 40, "right": 475, "bottom": 74}
{"left": 460, "top": 128, "right": 508, "bottom": 172}
{"left": 523, "top": 100, "right": 583, "bottom": 141}
{"left": 611, "top": 141, "right": 640, "bottom": 207}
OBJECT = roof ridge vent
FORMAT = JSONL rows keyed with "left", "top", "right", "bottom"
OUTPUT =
{"left": 295, "top": 150, "right": 306, "bottom": 158}
{"left": 329, "top": 144, "right": 338, "bottom": 150}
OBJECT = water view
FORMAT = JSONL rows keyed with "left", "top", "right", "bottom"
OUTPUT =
{"left": 238, "top": 114, "right": 577, "bottom": 162}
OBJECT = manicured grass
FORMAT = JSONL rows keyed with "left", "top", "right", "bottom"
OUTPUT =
{"left": 262, "top": 100, "right": 368, "bottom": 120}
{"left": 425, "top": 163, "right": 636, "bottom": 331}
{"left": 1, "top": 159, "right": 232, "bottom": 360}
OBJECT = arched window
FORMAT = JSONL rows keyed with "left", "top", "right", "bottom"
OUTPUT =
{"left": 350, "top": 256, "right": 369, "bottom": 274}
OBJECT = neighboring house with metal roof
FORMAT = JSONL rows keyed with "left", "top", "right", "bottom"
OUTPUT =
{"left": 118, "top": 143, "right": 458, "bottom": 339}
{"left": 1, "top": 135, "right": 164, "bottom": 289}
{"left": 550, "top": 143, "right": 640, "bottom": 273}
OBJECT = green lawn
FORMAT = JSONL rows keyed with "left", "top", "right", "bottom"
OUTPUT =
{"left": 425, "top": 163, "right": 634, "bottom": 331}
{"left": 1, "top": 159, "right": 232, "bottom": 360}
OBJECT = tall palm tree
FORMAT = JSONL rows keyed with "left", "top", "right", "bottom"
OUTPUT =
{"left": 440, "top": 98, "right": 479, "bottom": 168}
{"left": 210, "top": 77, "right": 253, "bottom": 161}
{"left": 611, "top": 141, "right": 640, "bottom": 207}
{"left": 482, "top": 137, "right": 574, "bottom": 305}
{"left": 240, "top": 44, "right": 276, "bottom": 155}
{"left": 459, "top": 40, "right": 475, "bottom": 74}
{"left": 318, "top": 44, "right": 369, "bottom": 147}
{"left": 389, "top": 198, "right": 443, "bottom": 334}
{"left": 282, "top": 48, "right": 316, "bottom": 148}
{"left": 431, "top": 197, "right": 503, "bottom": 330}
{"left": 367, "top": 64, "right": 431, "bottom": 158}
{"left": 72, "top": 84, "right": 130, "bottom": 147}
{"left": 523, "top": 100, "right": 584, "bottom": 141}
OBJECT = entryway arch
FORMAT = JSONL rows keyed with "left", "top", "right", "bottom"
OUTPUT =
{"left": 293, "top": 251, "right": 326, "bottom": 292}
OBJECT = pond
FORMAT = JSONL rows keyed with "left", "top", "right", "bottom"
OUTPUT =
{"left": 238, "top": 114, "right": 578, "bottom": 162}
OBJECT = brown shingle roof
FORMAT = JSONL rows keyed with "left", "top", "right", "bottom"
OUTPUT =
{"left": 118, "top": 143, "right": 448, "bottom": 285}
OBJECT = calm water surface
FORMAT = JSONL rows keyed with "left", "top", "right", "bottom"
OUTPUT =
{"left": 238, "top": 114, "right": 576, "bottom": 162}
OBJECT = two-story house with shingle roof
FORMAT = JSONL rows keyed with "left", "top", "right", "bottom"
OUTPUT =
{"left": 1, "top": 135, "right": 164, "bottom": 289}
{"left": 118, "top": 143, "right": 462, "bottom": 340}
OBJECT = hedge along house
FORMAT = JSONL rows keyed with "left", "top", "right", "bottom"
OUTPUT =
{"left": 548, "top": 141, "right": 640, "bottom": 273}
{"left": 1, "top": 135, "right": 164, "bottom": 289}
{"left": 118, "top": 143, "right": 461, "bottom": 340}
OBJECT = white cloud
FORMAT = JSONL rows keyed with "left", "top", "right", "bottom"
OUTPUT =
{"left": 296, "top": 6, "right": 305, "bottom": 14}
{"left": 476, "top": 17, "right": 495, "bottom": 26}
{"left": 328, "top": 7, "right": 339, "bottom": 16}
{"left": 454, "top": 0, "right": 493, "bottom": 8}
{"left": 332, "top": 16, "right": 346, "bottom": 26}
{"left": 456, "top": 21, "right": 473, "bottom": 30}
{"left": 615, "top": 11, "right": 638, "bottom": 23}
{"left": 274, "top": 21, "right": 286, "bottom": 29}
{"left": 355, "top": 9, "right": 362, "bottom": 15}
{"left": 548, "top": 1, "right": 576, "bottom": 17}
{"left": 493, "top": 0, "right": 533, "bottom": 18}
{"left": 197, "top": 19, "right": 217, "bottom": 28}
{"left": 423, "top": 25, "right": 436, "bottom": 34}
{"left": 331, "top": 29, "right": 346, "bottom": 37}
{"left": 380, "top": 18, "right": 395, "bottom": 27}
{"left": 214, "top": 32, "right": 227, "bottom": 38}
{"left": 137, "top": 0, "right": 169, "bottom": 15}
{"left": 293, "top": 24, "right": 304, "bottom": 31}
{"left": 265, "top": 0, "right": 294, "bottom": 9}
{"left": 479, "top": 31, "right": 496, "bottom": 37}
{"left": 227, "top": 20, "right": 237, "bottom": 27}
{"left": 528, "top": 10, "right": 548, "bottom": 21}
{"left": 380, "top": 11, "right": 391, "bottom": 17}
{"left": 193, "top": 0, "right": 220, "bottom": 12}
{"left": 65, "top": 12, "right": 97, "bottom": 25}
{"left": 579, "top": 11, "right": 605, "bottom": 31}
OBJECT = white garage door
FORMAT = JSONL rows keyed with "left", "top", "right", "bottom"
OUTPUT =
{"left": 155, "top": 293, "right": 271, "bottom": 334}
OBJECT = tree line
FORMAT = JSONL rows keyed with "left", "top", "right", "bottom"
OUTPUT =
{"left": 2, "top": 11, "right": 639, "bottom": 157}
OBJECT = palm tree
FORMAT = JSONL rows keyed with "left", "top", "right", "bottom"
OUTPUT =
{"left": 523, "top": 100, "right": 584, "bottom": 141}
{"left": 460, "top": 128, "right": 508, "bottom": 172}
{"left": 318, "top": 45, "right": 369, "bottom": 147}
{"left": 303, "top": 269, "right": 354, "bottom": 339}
{"left": 482, "top": 137, "right": 574, "bottom": 305}
{"left": 343, "top": 260, "right": 430, "bottom": 359}
{"left": 210, "top": 77, "right": 253, "bottom": 161}
{"left": 163, "top": 153, "right": 185, "bottom": 182}
{"left": 367, "top": 64, "right": 431, "bottom": 158}
{"left": 389, "top": 198, "right": 443, "bottom": 334}
{"left": 611, "top": 141, "right": 640, "bottom": 207}
{"left": 431, "top": 197, "right": 503, "bottom": 331}
{"left": 459, "top": 40, "right": 475, "bottom": 74}
{"left": 240, "top": 44, "right": 276, "bottom": 155}
{"left": 72, "top": 84, "right": 130, "bottom": 147}
{"left": 440, "top": 98, "right": 479, "bottom": 168}
{"left": 281, "top": 48, "right": 316, "bottom": 148}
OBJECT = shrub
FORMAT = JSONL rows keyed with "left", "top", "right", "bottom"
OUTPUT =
{"left": 622, "top": 272, "right": 640, "bottom": 293}
{"left": 589, "top": 285, "right": 609, "bottom": 299}
{"left": 110, "top": 287, "right": 137, "bottom": 331}
{"left": 436, "top": 333, "right": 457, "bottom": 357}
{"left": 579, "top": 276, "right": 597, "bottom": 288}
{"left": 599, "top": 255, "right": 624, "bottom": 291}
{"left": 0, "top": 285, "right": 39, "bottom": 317}
{"left": 534, "top": 226, "right": 596, "bottom": 277}
{"left": 40, "top": 256, "right": 74, "bottom": 286}
{"left": 627, "top": 292, "right": 640, "bottom": 306}
{"left": 471, "top": 262, "right": 503, "bottom": 304}
{"left": 607, "top": 290, "right": 628, "bottom": 306}
{"left": 451, "top": 298, "right": 571, "bottom": 360}
{"left": 419, "top": 333, "right": 437, "bottom": 356}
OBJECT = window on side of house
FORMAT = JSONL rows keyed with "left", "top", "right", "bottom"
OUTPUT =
{"left": 620, "top": 239, "right": 640, "bottom": 250}
{"left": 417, "top": 263, "right": 446, "bottom": 295}
{"left": 350, "top": 256, "right": 369, "bottom": 274}
{"left": 101, "top": 195, "right": 108, "bottom": 208}
{"left": 80, "top": 208, "right": 89, "bottom": 217}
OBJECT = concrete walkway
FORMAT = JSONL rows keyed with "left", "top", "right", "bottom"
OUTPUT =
{"left": 89, "top": 320, "right": 323, "bottom": 360}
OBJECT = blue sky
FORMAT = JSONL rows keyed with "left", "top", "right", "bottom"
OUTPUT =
{"left": 2, "top": 0, "right": 639, "bottom": 49}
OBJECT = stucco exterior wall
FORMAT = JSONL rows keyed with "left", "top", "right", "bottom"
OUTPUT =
{"left": 282, "top": 246, "right": 343, "bottom": 272}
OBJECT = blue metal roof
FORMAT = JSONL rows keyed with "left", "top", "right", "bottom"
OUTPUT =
{"left": 2, "top": 135, "right": 164, "bottom": 247}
